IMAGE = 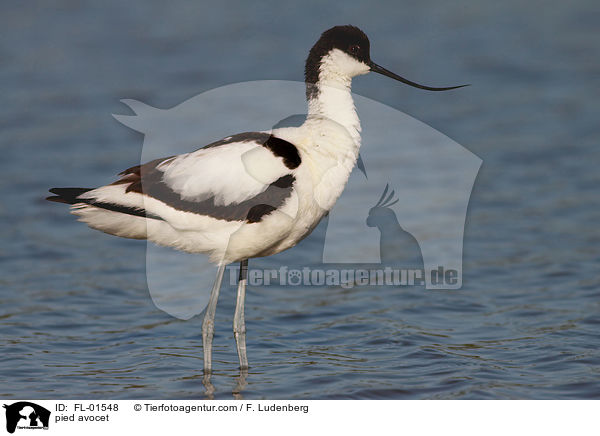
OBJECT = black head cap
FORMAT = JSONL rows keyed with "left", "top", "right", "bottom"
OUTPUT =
{"left": 305, "top": 25, "right": 371, "bottom": 96}
{"left": 305, "top": 25, "right": 469, "bottom": 100}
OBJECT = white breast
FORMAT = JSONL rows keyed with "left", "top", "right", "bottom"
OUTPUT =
{"left": 261, "top": 118, "right": 360, "bottom": 254}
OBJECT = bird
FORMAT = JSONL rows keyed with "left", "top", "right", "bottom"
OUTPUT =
{"left": 47, "top": 25, "right": 467, "bottom": 372}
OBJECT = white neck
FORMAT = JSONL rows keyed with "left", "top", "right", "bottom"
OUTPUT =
{"left": 306, "top": 78, "right": 361, "bottom": 148}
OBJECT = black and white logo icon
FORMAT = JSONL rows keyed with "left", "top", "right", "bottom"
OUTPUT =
{"left": 3, "top": 402, "right": 50, "bottom": 434}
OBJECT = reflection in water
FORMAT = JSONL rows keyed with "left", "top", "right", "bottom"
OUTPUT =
{"left": 233, "top": 369, "right": 248, "bottom": 400}
{"left": 202, "top": 372, "right": 215, "bottom": 400}
{"left": 203, "top": 369, "right": 248, "bottom": 399}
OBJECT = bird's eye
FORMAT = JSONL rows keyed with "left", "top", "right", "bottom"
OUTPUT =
{"left": 349, "top": 44, "right": 360, "bottom": 54}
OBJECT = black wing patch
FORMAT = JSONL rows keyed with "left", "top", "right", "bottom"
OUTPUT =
{"left": 203, "top": 132, "right": 301, "bottom": 169}
{"left": 263, "top": 136, "right": 301, "bottom": 169}
{"left": 47, "top": 187, "right": 92, "bottom": 204}
{"left": 123, "top": 158, "right": 295, "bottom": 223}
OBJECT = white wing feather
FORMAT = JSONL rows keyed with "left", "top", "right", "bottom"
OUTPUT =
{"left": 154, "top": 138, "right": 291, "bottom": 205}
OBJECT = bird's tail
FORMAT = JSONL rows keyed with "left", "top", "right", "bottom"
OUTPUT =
{"left": 46, "top": 187, "right": 93, "bottom": 204}
{"left": 46, "top": 186, "right": 151, "bottom": 240}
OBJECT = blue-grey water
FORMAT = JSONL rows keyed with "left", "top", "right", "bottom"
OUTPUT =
{"left": 1, "top": 0, "right": 599, "bottom": 399}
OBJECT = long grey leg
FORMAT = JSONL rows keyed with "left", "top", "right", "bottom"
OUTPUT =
{"left": 202, "top": 263, "right": 226, "bottom": 373}
{"left": 233, "top": 259, "right": 249, "bottom": 370}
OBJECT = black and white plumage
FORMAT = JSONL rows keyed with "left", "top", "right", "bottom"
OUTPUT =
{"left": 48, "top": 25, "right": 466, "bottom": 372}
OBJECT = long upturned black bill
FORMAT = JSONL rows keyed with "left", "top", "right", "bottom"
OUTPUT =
{"left": 369, "top": 62, "right": 469, "bottom": 91}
